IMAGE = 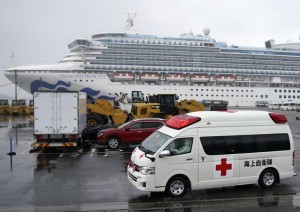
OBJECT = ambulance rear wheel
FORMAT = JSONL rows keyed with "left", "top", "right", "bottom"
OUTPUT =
{"left": 166, "top": 176, "right": 188, "bottom": 197}
{"left": 259, "top": 169, "right": 277, "bottom": 188}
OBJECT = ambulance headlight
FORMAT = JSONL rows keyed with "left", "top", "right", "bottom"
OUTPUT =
{"left": 140, "top": 166, "right": 155, "bottom": 175}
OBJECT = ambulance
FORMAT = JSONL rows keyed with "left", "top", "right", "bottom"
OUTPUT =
{"left": 127, "top": 111, "right": 295, "bottom": 197}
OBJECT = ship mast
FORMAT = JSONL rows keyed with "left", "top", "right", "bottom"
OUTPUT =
{"left": 124, "top": 12, "right": 137, "bottom": 32}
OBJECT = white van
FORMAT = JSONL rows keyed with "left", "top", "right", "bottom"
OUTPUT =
{"left": 281, "top": 102, "right": 296, "bottom": 111}
{"left": 268, "top": 102, "right": 281, "bottom": 110}
{"left": 127, "top": 111, "right": 295, "bottom": 197}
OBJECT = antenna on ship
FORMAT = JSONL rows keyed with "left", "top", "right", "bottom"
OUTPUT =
{"left": 10, "top": 50, "right": 16, "bottom": 66}
{"left": 124, "top": 12, "right": 137, "bottom": 32}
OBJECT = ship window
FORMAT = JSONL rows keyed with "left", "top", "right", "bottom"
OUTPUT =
{"left": 260, "top": 95, "right": 263, "bottom": 98}
{"left": 284, "top": 95, "right": 286, "bottom": 98}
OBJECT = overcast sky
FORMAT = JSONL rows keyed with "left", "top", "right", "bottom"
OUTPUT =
{"left": 1, "top": 0, "right": 300, "bottom": 99}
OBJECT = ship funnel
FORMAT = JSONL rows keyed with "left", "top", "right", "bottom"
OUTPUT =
{"left": 265, "top": 39, "right": 274, "bottom": 49}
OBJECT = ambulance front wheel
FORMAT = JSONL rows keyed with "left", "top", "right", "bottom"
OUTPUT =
{"left": 258, "top": 169, "right": 278, "bottom": 188}
{"left": 166, "top": 176, "right": 188, "bottom": 197}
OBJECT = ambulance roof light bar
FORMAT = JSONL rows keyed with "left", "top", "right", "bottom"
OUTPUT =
{"left": 166, "top": 115, "right": 201, "bottom": 130}
{"left": 269, "top": 112, "right": 287, "bottom": 124}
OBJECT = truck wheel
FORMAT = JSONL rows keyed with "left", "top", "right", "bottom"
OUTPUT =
{"left": 107, "top": 137, "right": 120, "bottom": 149}
{"left": 166, "top": 176, "right": 188, "bottom": 197}
{"left": 259, "top": 169, "right": 277, "bottom": 188}
{"left": 87, "top": 114, "right": 104, "bottom": 127}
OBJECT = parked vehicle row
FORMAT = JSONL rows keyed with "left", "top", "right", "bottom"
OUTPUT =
{"left": 269, "top": 102, "right": 300, "bottom": 111}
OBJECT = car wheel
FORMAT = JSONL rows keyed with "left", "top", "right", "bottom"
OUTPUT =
{"left": 258, "top": 169, "right": 277, "bottom": 188}
{"left": 166, "top": 176, "right": 188, "bottom": 197}
{"left": 107, "top": 137, "right": 120, "bottom": 149}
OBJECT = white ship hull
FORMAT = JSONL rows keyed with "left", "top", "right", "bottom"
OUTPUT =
{"left": 5, "top": 69, "right": 294, "bottom": 107}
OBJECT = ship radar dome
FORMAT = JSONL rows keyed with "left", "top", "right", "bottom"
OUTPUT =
{"left": 203, "top": 27, "right": 210, "bottom": 37}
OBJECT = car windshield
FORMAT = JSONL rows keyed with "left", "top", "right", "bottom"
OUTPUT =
{"left": 117, "top": 121, "right": 132, "bottom": 129}
{"left": 140, "top": 131, "right": 171, "bottom": 154}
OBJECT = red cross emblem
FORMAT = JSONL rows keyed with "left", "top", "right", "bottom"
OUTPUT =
{"left": 216, "top": 158, "right": 232, "bottom": 176}
{"left": 139, "top": 153, "right": 144, "bottom": 159}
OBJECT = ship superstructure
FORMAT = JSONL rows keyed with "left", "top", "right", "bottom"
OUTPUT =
{"left": 4, "top": 15, "right": 300, "bottom": 106}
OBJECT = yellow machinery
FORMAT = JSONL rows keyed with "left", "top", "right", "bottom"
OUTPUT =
{"left": 27, "top": 100, "right": 34, "bottom": 115}
{"left": 10, "top": 99, "right": 28, "bottom": 115}
{"left": 86, "top": 92, "right": 205, "bottom": 126}
{"left": 176, "top": 99, "right": 205, "bottom": 114}
{"left": 0, "top": 99, "right": 10, "bottom": 115}
{"left": 86, "top": 99, "right": 132, "bottom": 126}
{"left": 131, "top": 94, "right": 205, "bottom": 119}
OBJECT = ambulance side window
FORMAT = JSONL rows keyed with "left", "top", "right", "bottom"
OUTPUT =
{"left": 165, "top": 137, "right": 193, "bottom": 156}
{"left": 200, "top": 136, "right": 238, "bottom": 155}
{"left": 201, "top": 133, "right": 290, "bottom": 155}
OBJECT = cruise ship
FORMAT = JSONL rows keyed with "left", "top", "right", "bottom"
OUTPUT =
{"left": 4, "top": 15, "right": 300, "bottom": 107}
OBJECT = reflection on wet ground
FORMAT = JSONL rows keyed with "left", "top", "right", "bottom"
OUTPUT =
{"left": 0, "top": 112, "right": 300, "bottom": 211}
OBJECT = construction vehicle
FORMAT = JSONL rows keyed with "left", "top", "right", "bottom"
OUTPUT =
{"left": 176, "top": 99, "right": 205, "bottom": 114}
{"left": 131, "top": 93, "right": 205, "bottom": 119}
{"left": 27, "top": 100, "right": 34, "bottom": 115}
{"left": 31, "top": 91, "right": 86, "bottom": 150}
{"left": 86, "top": 99, "right": 133, "bottom": 127}
{"left": 10, "top": 99, "right": 27, "bottom": 115}
{"left": 86, "top": 91, "right": 205, "bottom": 126}
{"left": 0, "top": 99, "right": 10, "bottom": 115}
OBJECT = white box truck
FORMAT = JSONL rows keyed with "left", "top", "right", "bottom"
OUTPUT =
{"left": 32, "top": 91, "right": 86, "bottom": 150}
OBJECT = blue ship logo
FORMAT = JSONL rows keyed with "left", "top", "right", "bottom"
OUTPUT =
{"left": 30, "top": 80, "right": 115, "bottom": 100}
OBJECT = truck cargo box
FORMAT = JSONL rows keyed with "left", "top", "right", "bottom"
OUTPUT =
{"left": 32, "top": 91, "right": 86, "bottom": 149}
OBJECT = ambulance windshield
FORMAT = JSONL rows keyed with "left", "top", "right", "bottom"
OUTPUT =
{"left": 140, "top": 131, "right": 171, "bottom": 154}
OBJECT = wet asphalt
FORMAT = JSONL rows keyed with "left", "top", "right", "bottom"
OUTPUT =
{"left": 0, "top": 108, "right": 300, "bottom": 211}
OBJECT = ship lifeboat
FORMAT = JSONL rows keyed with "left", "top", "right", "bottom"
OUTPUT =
{"left": 113, "top": 73, "right": 134, "bottom": 81}
{"left": 140, "top": 73, "right": 160, "bottom": 81}
{"left": 190, "top": 74, "right": 210, "bottom": 82}
{"left": 216, "top": 75, "right": 236, "bottom": 82}
{"left": 165, "top": 73, "right": 186, "bottom": 81}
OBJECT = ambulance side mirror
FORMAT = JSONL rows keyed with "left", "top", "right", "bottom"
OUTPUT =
{"left": 159, "top": 150, "right": 170, "bottom": 158}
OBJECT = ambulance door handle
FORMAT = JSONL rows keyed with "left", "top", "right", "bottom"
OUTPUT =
{"left": 186, "top": 158, "right": 193, "bottom": 161}
{"left": 201, "top": 156, "right": 206, "bottom": 161}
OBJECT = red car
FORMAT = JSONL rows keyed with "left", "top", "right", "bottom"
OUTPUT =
{"left": 96, "top": 118, "right": 166, "bottom": 149}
